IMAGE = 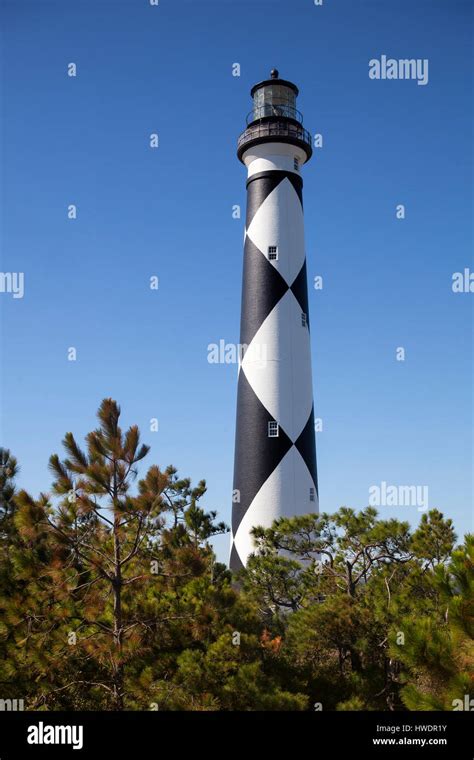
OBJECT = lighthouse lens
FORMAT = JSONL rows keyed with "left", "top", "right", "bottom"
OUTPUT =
{"left": 253, "top": 84, "right": 296, "bottom": 121}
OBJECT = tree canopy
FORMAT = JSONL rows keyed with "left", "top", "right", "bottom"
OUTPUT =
{"left": 0, "top": 400, "right": 471, "bottom": 711}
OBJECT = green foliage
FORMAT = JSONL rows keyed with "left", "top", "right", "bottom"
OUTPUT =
{"left": 389, "top": 535, "right": 474, "bottom": 710}
{"left": 241, "top": 506, "right": 466, "bottom": 711}
{"left": 0, "top": 448, "right": 19, "bottom": 539}
{"left": 0, "top": 400, "right": 302, "bottom": 711}
{"left": 0, "top": 406, "right": 470, "bottom": 712}
{"left": 411, "top": 509, "right": 456, "bottom": 568}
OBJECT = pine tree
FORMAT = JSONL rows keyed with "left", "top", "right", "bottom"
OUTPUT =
{"left": 0, "top": 449, "right": 20, "bottom": 690}
{"left": 1, "top": 415, "right": 469, "bottom": 713}
{"left": 390, "top": 534, "right": 473, "bottom": 710}
{"left": 242, "top": 507, "right": 465, "bottom": 711}
{"left": 2, "top": 400, "right": 230, "bottom": 709}
{"left": 0, "top": 448, "right": 19, "bottom": 539}
{"left": 411, "top": 509, "right": 456, "bottom": 569}
{"left": 1, "top": 400, "right": 309, "bottom": 711}
{"left": 244, "top": 507, "right": 413, "bottom": 609}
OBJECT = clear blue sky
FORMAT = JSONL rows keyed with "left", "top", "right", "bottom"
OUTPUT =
{"left": 1, "top": 0, "right": 472, "bottom": 562}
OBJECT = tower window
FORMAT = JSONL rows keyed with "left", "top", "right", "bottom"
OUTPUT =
{"left": 294, "top": 157, "right": 299, "bottom": 171}
{"left": 268, "top": 246, "right": 278, "bottom": 261}
{"left": 301, "top": 312, "right": 307, "bottom": 327}
{"left": 268, "top": 421, "right": 279, "bottom": 438}
{"left": 310, "top": 487, "right": 315, "bottom": 502}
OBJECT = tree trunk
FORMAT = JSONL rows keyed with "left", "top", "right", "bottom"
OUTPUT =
{"left": 112, "top": 468, "right": 124, "bottom": 710}
{"left": 349, "top": 647, "right": 362, "bottom": 673}
{"left": 346, "top": 561, "right": 356, "bottom": 598}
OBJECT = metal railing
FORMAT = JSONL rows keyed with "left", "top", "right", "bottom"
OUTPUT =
{"left": 247, "top": 104, "right": 303, "bottom": 124}
{"left": 237, "top": 120, "right": 312, "bottom": 152}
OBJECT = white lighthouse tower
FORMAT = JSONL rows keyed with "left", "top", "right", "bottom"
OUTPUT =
{"left": 230, "top": 70, "right": 319, "bottom": 571}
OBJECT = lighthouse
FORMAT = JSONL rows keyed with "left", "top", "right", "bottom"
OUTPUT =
{"left": 230, "top": 70, "right": 318, "bottom": 571}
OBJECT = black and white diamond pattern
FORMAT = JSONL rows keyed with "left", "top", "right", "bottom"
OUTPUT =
{"left": 231, "top": 171, "right": 318, "bottom": 571}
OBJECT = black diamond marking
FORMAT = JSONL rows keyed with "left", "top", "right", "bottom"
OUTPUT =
{"left": 245, "top": 173, "right": 287, "bottom": 228}
{"left": 232, "top": 166, "right": 317, "bottom": 572}
{"left": 290, "top": 260, "right": 310, "bottom": 329}
{"left": 285, "top": 172, "right": 303, "bottom": 207}
{"left": 246, "top": 170, "right": 303, "bottom": 207}
{"left": 245, "top": 171, "right": 302, "bottom": 226}
{"left": 239, "top": 236, "right": 289, "bottom": 351}
{"left": 232, "top": 370, "right": 293, "bottom": 537}
{"left": 229, "top": 543, "right": 244, "bottom": 573}
{"left": 294, "top": 407, "right": 318, "bottom": 494}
